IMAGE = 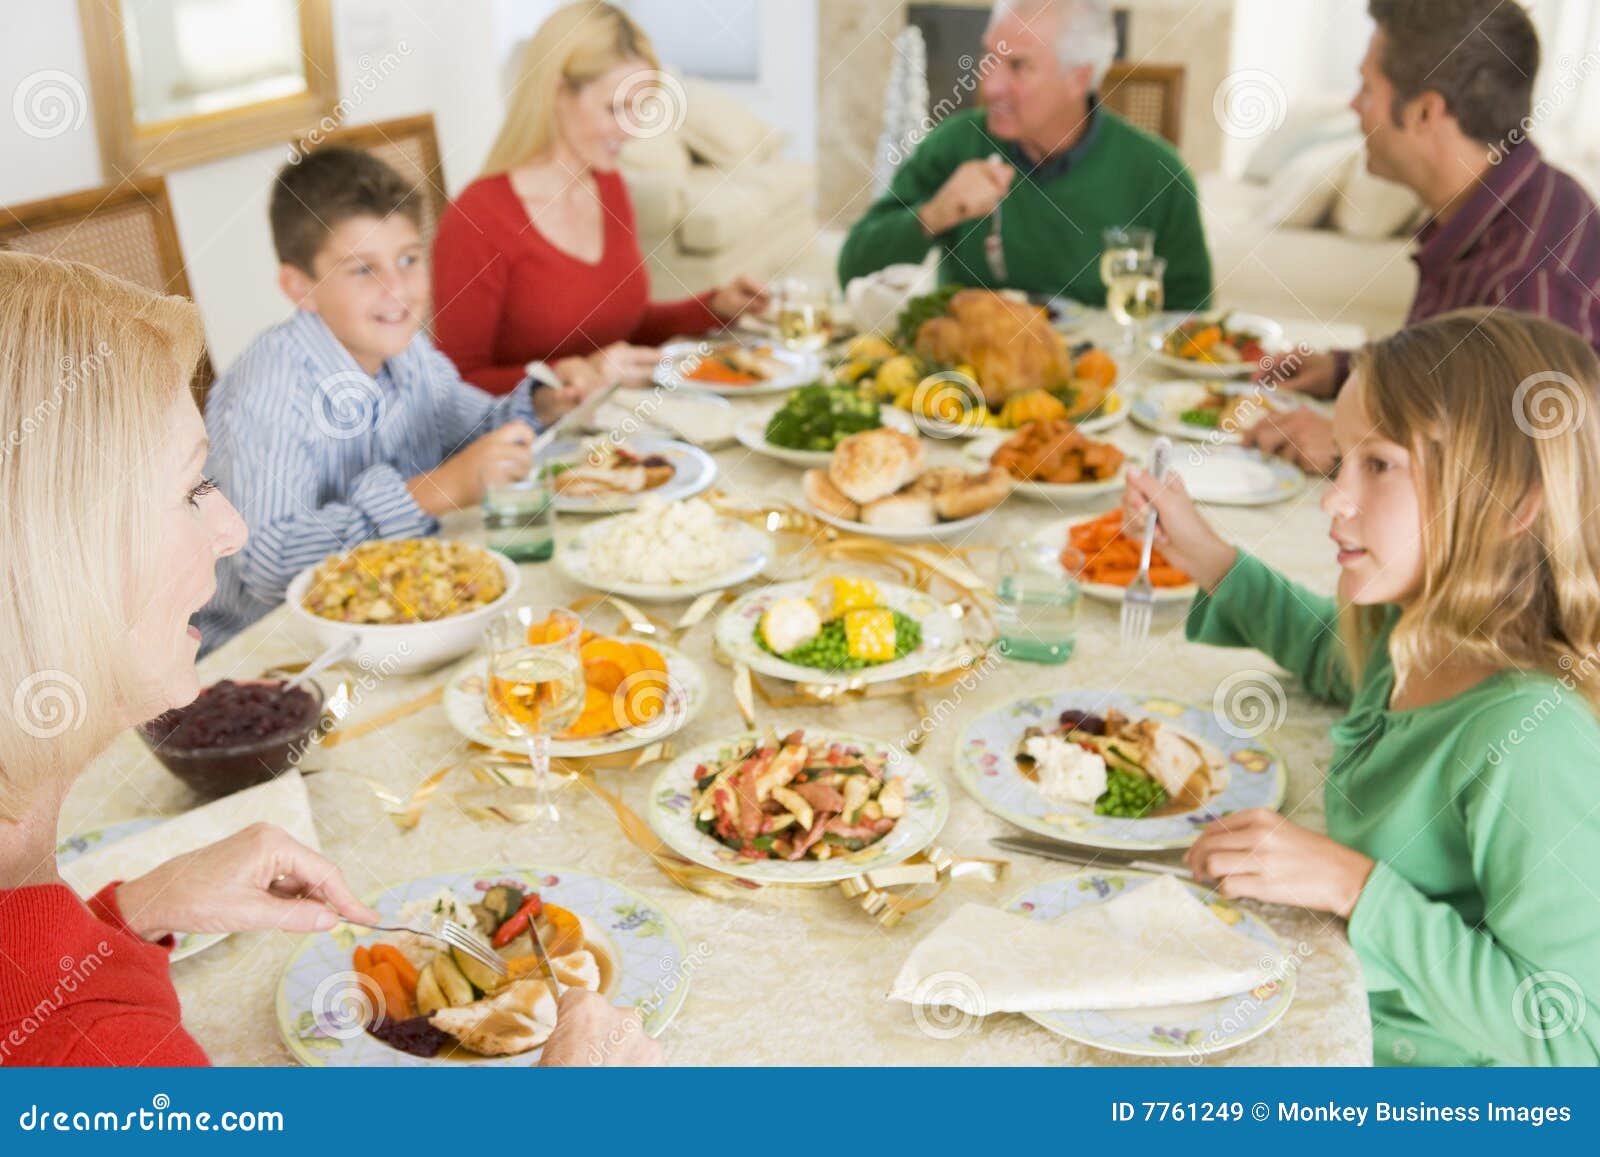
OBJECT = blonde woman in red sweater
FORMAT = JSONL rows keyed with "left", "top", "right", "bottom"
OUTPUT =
{"left": 0, "top": 253, "right": 658, "bottom": 1066}
{"left": 432, "top": 0, "right": 767, "bottom": 394}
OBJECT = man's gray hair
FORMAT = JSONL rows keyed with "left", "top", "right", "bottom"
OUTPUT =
{"left": 990, "top": 0, "right": 1117, "bottom": 89}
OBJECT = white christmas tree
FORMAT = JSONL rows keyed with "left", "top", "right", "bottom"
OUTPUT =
{"left": 872, "top": 25, "right": 930, "bottom": 194}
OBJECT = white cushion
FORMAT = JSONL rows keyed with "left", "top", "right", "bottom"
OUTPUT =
{"left": 676, "top": 164, "right": 807, "bottom": 253}
{"left": 620, "top": 125, "right": 691, "bottom": 175}
{"left": 1261, "top": 135, "right": 1362, "bottom": 228}
{"left": 680, "top": 78, "right": 785, "bottom": 170}
{"left": 1332, "top": 161, "right": 1421, "bottom": 240}
{"left": 1241, "top": 99, "right": 1360, "bottom": 183}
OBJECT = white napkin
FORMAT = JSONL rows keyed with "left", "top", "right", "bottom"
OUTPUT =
{"left": 889, "top": 876, "right": 1278, "bottom": 1014}
{"left": 59, "top": 771, "right": 319, "bottom": 899}
{"left": 591, "top": 389, "right": 738, "bottom": 446}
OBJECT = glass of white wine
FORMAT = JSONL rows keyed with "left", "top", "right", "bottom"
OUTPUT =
{"left": 1099, "top": 226, "right": 1155, "bottom": 292}
{"left": 483, "top": 606, "right": 586, "bottom": 832}
{"left": 774, "top": 277, "right": 835, "bottom": 353}
{"left": 1106, "top": 254, "right": 1167, "bottom": 354}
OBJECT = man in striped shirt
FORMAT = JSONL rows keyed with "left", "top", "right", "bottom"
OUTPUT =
{"left": 193, "top": 149, "right": 589, "bottom": 652}
{"left": 1246, "top": 0, "right": 1600, "bottom": 474}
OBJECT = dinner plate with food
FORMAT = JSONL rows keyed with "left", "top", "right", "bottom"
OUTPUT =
{"left": 276, "top": 866, "right": 689, "bottom": 1066}
{"left": 981, "top": 418, "right": 1130, "bottom": 502}
{"left": 648, "top": 728, "right": 949, "bottom": 884}
{"left": 540, "top": 436, "right": 716, "bottom": 513}
{"left": 288, "top": 538, "right": 520, "bottom": 673}
{"left": 716, "top": 575, "right": 965, "bottom": 688}
{"left": 656, "top": 338, "right": 821, "bottom": 396}
{"left": 734, "top": 382, "right": 916, "bottom": 468}
{"left": 801, "top": 427, "right": 1009, "bottom": 541}
{"left": 1147, "top": 311, "right": 1285, "bottom": 378}
{"left": 955, "top": 689, "right": 1287, "bottom": 851}
{"left": 1032, "top": 510, "right": 1197, "bottom": 605}
{"left": 1169, "top": 446, "right": 1306, "bottom": 506}
{"left": 1127, "top": 380, "right": 1300, "bottom": 444}
{"left": 444, "top": 617, "right": 703, "bottom": 758}
{"left": 555, "top": 497, "right": 770, "bottom": 601}
{"left": 1004, "top": 870, "right": 1295, "bottom": 1056}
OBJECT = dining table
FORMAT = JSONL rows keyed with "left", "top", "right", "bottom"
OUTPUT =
{"left": 64, "top": 309, "right": 1377, "bottom": 1066}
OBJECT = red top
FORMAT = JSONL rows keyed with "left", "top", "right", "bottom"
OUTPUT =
{"left": 431, "top": 171, "right": 723, "bottom": 394}
{"left": 0, "top": 882, "right": 208, "bottom": 1067}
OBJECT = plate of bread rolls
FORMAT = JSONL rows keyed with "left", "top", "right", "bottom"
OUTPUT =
{"left": 801, "top": 428, "right": 1010, "bottom": 541}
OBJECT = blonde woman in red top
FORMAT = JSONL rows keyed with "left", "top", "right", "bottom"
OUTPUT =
{"left": 0, "top": 253, "right": 658, "bottom": 1066}
{"left": 432, "top": 0, "right": 767, "bottom": 394}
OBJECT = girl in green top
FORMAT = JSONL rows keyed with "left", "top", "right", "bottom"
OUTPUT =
{"left": 1125, "top": 309, "right": 1600, "bottom": 1066}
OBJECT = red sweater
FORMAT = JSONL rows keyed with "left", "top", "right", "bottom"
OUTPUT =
{"left": 0, "top": 883, "right": 207, "bottom": 1067}
{"left": 431, "top": 171, "right": 723, "bottom": 394}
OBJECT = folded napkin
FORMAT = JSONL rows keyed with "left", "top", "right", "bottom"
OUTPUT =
{"left": 592, "top": 389, "right": 738, "bottom": 447}
{"left": 59, "top": 771, "right": 319, "bottom": 899}
{"left": 889, "top": 876, "right": 1278, "bottom": 1014}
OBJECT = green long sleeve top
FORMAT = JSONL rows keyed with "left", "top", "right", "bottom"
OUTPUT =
{"left": 1187, "top": 551, "right": 1600, "bottom": 1067}
{"left": 836, "top": 108, "right": 1212, "bottom": 310}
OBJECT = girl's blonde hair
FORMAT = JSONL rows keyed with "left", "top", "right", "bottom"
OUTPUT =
{"left": 479, "top": 1, "right": 659, "bottom": 178}
{"left": 0, "top": 252, "right": 203, "bottom": 819}
{"left": 1342, "top": 308, "right": 1600, "bottom": 708}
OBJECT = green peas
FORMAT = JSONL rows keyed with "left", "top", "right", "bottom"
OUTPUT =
{"left": 1094, "top": 767, "right": 1167, "bottom": 818}
{"left": 753, "top": 611, "right": 922, "bottom": 671}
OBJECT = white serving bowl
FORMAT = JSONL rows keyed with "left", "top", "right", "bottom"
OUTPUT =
{"left": 284, "top": 547, "right": 521, "bottom": 675}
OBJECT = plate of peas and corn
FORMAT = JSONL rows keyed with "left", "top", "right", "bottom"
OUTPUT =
{"left": 714, "top": 576, "right": 964, "bottom": 688}
{"left": 953, "top": 690, "right": 1286, "bottom": 852}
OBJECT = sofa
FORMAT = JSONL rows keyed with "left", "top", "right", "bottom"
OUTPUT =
{"left": 620, "top": 77, "right": 823, "bottom": 296}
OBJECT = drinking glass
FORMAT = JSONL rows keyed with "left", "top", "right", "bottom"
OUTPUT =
{"left": 994, "top": 544, "right": 1082, "bottom": 664}
{"left": 481, "top": 469, "right": 556, "bottom": 563}
{"left": 1105, "top": 254, "right": 1167, "bottom": 353}
{"left": 774, "top": 277, "right": 835, "bottom": 352}
{"left": 483, "top": 606, "right": 586, "bottom": 831}
{"left": 1099, "top": 226, "right": 1155, "bottom": 291}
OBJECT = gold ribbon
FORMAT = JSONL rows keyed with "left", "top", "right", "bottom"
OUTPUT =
{"left": 836, "top": 844, "right": 1009, "bottom": 928}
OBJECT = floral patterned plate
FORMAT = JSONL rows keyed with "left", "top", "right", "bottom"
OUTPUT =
{"left": 443, "top": 641, "right": 704, "bottom": 758}
{"left": 57, "top": 817, "right": 225, "bottom": 963}
{"left": 1006, "top": 870, "right": 1296, "bottom": 1057}
{"left": 275, "top": 865, "right": 691, "bottom": 1067}
{"left": 648, "top": 730, "right": 949, "bottom": 884}
{"left": 953, "top": 689, "right": 1286, "bottom": 851}
{"left": 714, "top": 580, "right": 965, "bottom": 688}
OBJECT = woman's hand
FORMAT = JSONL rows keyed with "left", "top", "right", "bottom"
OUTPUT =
{"left": 1123, "top": 465, "right": 1237, "bottom": 590}
{"left": 589, "top": 342, "right": 660, "bottom": 389}
{"left": 708, "top": 274, "right": 769, "bottom": 322}
{"left": 1242, "top": 410, "right": 1340, "bottom": 476}
{"left": 538, "top": 988, "right": 664, "bottom": 1066}
{"left": 115, "top": 823, "right": 380, "bottom": 942}
{"left": 1185, "top": 809, "right": 1375, "bottom": 918}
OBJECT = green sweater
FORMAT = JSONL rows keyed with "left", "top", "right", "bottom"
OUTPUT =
{"left": 837, "top": 108, "right": 1212, "bottom": 310}
{"left": 1188, "top": 551, "right": 1600, "bottom": 1067}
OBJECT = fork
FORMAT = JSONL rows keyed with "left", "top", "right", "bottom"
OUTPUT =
{"left": 1121, "top": 435, "right": 1173, "bottom": 644}
{"left": 356, "top": 916, "right": 507, "bottom": 978}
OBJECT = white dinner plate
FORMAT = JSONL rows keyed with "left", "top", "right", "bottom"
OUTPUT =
{"left": 655, "top": 339, "right": 822, "bottom": 397}
{"left": 556, "top": 512, "right": 771, "bottom": 601}
{"left": 541, "top": 437, "right": 717, "bottom": 514}
{"left": 1169, "top": 445, "right": 1306, "bottom": 506}
{"left": 1145, "top": 311, "right": 1286, "bottom": 379}
{"left": 733, "top": 406, "right": 917, "bottom": 469}
{"left": 1127, "top": 380, "right": 1300, "bottom": 444}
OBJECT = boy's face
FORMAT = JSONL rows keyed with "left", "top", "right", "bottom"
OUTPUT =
{"left": 279, "top": 213, "right": 427, "bottom": 374}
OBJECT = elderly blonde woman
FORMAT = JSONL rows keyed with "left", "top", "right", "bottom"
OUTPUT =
{"left": 431, "top": 0, "right": 767, "bottom": 394}
{"left": 0, "top": 253, "right": 658, "bottom": 1067}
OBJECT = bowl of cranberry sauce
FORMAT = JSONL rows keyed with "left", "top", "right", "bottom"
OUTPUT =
{"left": 139, "top": 678, "right": 325, "bottom": 797}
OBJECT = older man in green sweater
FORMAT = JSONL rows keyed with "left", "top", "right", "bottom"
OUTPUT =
{"left": 839, "top": 0, "right": 1212, "bottom": 310}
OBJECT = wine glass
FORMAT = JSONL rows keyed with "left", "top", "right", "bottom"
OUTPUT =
{"left": 1106, "top": 254, "right": 1167, "bottom": 354}
{"left": 1099, "top": 226, "right": 1155, "bottom": 292}
{"left": 773, "top": 277, "right": 835, "bottom": 353}
{"left": 483, "top": 606, "right": 586, "bottom": 833}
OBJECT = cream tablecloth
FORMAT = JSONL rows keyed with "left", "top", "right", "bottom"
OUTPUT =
{"left": 64, "top": 313, "right": 1375, "bottom": 1066}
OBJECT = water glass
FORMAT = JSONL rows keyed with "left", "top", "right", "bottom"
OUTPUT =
{"left": 482, "top": 470, "right": 556, "bottom": 563}
{"left": 994, "top": 545, "right": 1082, "bottom": 664}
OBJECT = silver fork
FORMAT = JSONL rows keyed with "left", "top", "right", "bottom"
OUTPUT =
{"left": 357, "top": 917, "right": 507, "bottom": 978}
{"left": 1121, "top": 435, "right": 1174, "bottom": 644}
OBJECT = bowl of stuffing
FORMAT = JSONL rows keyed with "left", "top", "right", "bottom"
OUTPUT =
{"left": 286, "top": 538, "right": 521, "bottom": 674}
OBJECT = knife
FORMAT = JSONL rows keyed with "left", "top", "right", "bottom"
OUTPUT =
{"left": 990, "top": 834, "right": 1190, "bottom": 879}
{"left": 983, "top": 152, "right": 1009, "bottom": 282}
{"left": 526, "top": 909, "right": 565, "bottom": 998}
{"left": 526, "top": 377, "right": 624, "bottom": 462}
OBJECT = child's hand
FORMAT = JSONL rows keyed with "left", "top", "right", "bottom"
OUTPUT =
{"left": 1123, "top": 466, "right": 1237, "bottom": 591}
{"left": 1185, "top": 809, "right": 1375, "bottom": 918}
{"left": 409, "top": 421, "right": 534, "bottom": 514}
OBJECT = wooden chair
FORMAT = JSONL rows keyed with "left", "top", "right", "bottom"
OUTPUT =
{"left": 1102, "top": 63, "right": 1186, "bottom": 148}
{"left": 0, "top": 177, "right": 215, "bottom": 408}
{"left": 305, "top": 114, "right": 450, "bottom": 250}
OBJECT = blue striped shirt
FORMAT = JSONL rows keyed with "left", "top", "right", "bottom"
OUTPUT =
{"left": 193, "top": 309, "right": 539, "bottom": 652}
